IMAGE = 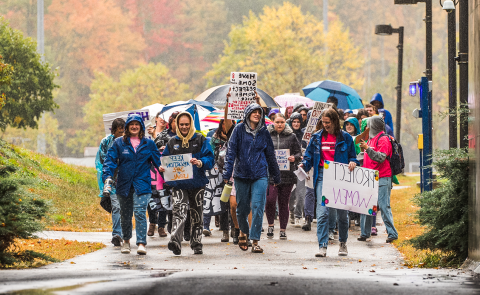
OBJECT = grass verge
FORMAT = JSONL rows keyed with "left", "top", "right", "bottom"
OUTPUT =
{"left": 391, "top": 175, "right": 457, "bottom": 268}
{"left": 3, "top": 238, "right": 105, "bottom": 269}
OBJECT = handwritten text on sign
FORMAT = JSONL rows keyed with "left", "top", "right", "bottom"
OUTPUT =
{"left": 302, "top": 102, "right": 332, "bottom": 143}
{"left": 321, "top": 161, "right": 379, "bottom": 215}
{"left": 228, "top": 72, "right": 257, "bottom": 120}
{"left": 161, "top": 153, "right": 194, "bottom": 182}
{"left": 275, "top": 149, "right": 290, "bottom": 171}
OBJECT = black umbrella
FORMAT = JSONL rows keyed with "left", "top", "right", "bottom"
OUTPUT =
{"left": 195, "top": 85, "right": 279, "bottom": 108}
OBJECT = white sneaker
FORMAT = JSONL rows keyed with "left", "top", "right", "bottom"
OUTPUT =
{"left": 328, "top": 232, "right": 334, "bottom": 240}
{"left": 338, "top": 242, "right": 348, "bottom": 256}
{"left": 121, "top": 241, "right": 131, "bottom": 254}
{"left": 137, "top": 244, "right": 147, "bottom": 255}
{"left": 315, "top": 247, "right": 327, "bottom": 257}
{"left": 312, "top": 219, "right": 317, "bottom": 223}
{"left": 294, "top": 218, "right": 302, "bottom": 228}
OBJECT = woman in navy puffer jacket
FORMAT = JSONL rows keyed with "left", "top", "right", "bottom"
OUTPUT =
{"left": 223, "top": 103, "right": 281, "bottom": 253}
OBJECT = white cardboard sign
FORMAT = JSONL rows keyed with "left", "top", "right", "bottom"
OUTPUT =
{"left": 321, "top": 160, "right": 379, "bottom": 216}
{"left": 161, "top": 153, "right": 194, "bottom": 182}
{"left": 275, "top": 149, "right": 290, "bottom": 171}
{"left": 301, "top": 101, "right": 332, "bottom": 143}
{"left": 227, "top": 72, "right": 257, "bottom": 120}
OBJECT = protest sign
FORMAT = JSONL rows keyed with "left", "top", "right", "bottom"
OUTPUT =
{"left": 161, "top": 153, "right": 194, "bottom": 182}
{"left": 203, "top": 165, "right": 229, "bottom": 217}
{"left": 321, "top": 160, "right": 379, "bottom": 215}
{"left": 227, "top": 72, "right": 257, "bottom": 120}
{"left": 275, "top": 149, "right": 290, "bottom": 171}
{"left": 301, "top": 101, "right": 332, "bottom": 143}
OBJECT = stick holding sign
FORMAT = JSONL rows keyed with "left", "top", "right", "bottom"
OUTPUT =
{"left": 321, "top": 160, "right": 379, "bottom": 216}
{"left": 161, "top": 153, "right": 194, "bottom": 182}
{"left": 275, "top": 149, "right": 290, "bottom": 171}
{"left": 227, "top": 72, "right": 257, "bottom": 120}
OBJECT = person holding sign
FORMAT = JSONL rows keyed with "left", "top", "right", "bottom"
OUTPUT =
{"left": 102, "top": 114, "right": 162, "bottom": 255}
{"left": 223, "top": 103, "right": 281, "bottom": 253}
{"left": 265, "top": 114, "right": 301, "bottom": 240}
{"left": 300, "top": 108, "right": 359, "bottom": 258}
{"left": 358, "top": 116, "right": 398, "bottom": 243}
{"left": 159, "top": 112, "right": 214, "bottom": 255}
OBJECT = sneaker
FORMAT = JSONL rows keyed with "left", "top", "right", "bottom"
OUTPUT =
{"left": 111, "top": 234, "right": 122, "bottom": 247}
{"left": 290, "top": 212, "right": 295, "bottom": 224}
{"left": 357, "top": 236, "right": 368, "bottom": 241}
{"left": 158, "top": 227, "right": 168, "bottom": 237}
{"left": 386, "top": 237, "right": 398, "bottom": 243}
{"left": 137, "top": 244, "right": 147, "bottom": 255}
{"left": 328, "top": 231, "right": 334, "bottom": 240}
{"left": 294, "top": 218, "right": 302, "bottom": 228}
{"left": 194, "top": 249, "right": 203, "bottom": 255}
{"left": 279, "top": 231, "right": 287, "bottom": 240}
{"left": 121, "top": 241, "right": 131, "bottom": 254}
{"left": 184, "top": 231, "right": 190, "bottom": 241}
{"left": 338, "top": 242, "right": 348, "bottom": 256}
{"left": 302, "top": 217, "right": 312, "bottom": 231}
{"left": 371, "top": 227, "right": 378, "bottom": 236}
{"left": 354, "top": 218, "right": 360, "bottom": 226}
{"left": 147, "top": 223, "right": 156, "bottom": 236}
{"left": 203, "top": 229, "right": 211, "bottom": 237}
{"left": 312, "top": 219, "right": 317, "bottom": 223}
{"left": 168, "top": 241, "right": 181, "bottom": 255}
{"left": 221, "top": 230, "right": 229, "bottom": 242}
{"left": 267, "top": 226, "right": 274, "bottom": 239}
{"left": 315, "top": 247, "right": 327, "bottom": 257}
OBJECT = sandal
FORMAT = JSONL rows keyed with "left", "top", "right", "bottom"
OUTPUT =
{"left": 251, "top": 243, "right": 263, "bottom": 253}
{"left": 238, "top": 235, "right": 248, "bottom": 251}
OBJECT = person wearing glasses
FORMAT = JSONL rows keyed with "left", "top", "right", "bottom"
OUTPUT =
{"left": 300, "top": 108, "right": 359, "bottom": 258}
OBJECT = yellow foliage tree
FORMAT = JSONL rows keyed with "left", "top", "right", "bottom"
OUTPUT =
{"left": 75, "top": 63, "right": 191, "bottom": 151}
{"left": 206, "top": 2, "right": 364, "bottom": 97}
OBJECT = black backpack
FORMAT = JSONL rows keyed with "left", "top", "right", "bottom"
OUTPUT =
{"left": 377, "top": 134, "right": 405, "bottom": 176}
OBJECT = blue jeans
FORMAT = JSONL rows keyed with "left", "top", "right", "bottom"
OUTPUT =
{"left": 234, "top": 177, "right": 268, "bottom": 241}
{"left": 328, "top": 208, "right": 337, "bottom": 233}
{"left": 110, "top": 194, "right": 122, "bottom": 238}
{"left": 315, "top": 169, "right": 349, "bottom": 248}
{"left": 304, "top": 187, "right": 315, "bottom": 219}
{"left": 118, "top": 188, "right": 151, "bottom": 245}
{"left": 360, "top": 177, "right": 398, "bottom": 239}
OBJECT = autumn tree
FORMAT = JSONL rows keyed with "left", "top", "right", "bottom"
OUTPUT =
{"left": 75, "top": 63, "right": 191, "bottom": 151}
{"left": 206, "top": 2, "right": 364, "bottom": 97}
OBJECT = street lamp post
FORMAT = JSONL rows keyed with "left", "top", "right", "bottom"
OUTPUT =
{"left": 457, "top": 0, "right": 468, "bottom": 149}
{"left": 375, "top": 25, "right": 404, "bottom": 142}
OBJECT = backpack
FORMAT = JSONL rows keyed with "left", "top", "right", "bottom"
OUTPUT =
{"left": 377, "top": 134, "right": 405, "bottom": 176}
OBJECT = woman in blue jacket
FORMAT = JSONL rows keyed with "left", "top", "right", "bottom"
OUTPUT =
{"left": 300, "top": 108, "right": 359, "bottom": 258}
{"left": 103, "top": 114, "right": 162, "bottom": 255}
{"left": 223, "top": 103, "right": 281, "bottom": 253}
{"left": 159, "top": 111, "right": 214, "bottom": 255}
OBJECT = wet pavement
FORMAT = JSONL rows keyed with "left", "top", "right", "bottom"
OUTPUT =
{"left": 1, "top": 217, "right": 480, "bottom": 294}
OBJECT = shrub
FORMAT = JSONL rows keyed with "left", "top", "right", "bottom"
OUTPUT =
{"left": 409, "top": 148, "right": 469, "bottom": 264}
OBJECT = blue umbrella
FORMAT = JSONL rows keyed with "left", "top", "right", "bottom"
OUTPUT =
{"left": 158, "top": 99, "right": 217, "bottom": 131}
{"left": 302, "top": 80, "right": 364, "bottom": 110}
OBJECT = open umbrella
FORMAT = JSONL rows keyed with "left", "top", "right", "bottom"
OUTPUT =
{"left": 302, "top": 80, "right": 364, "bottom": 110}
{"left": 157, "top": 99, "right": 217, "bottom": 131}
{"left": 201, "top": 110, "right": 274, "bottom": 125}
{"left": 274, "top": 94, "right": 315, "bottom": 108}
{"left": 195, "top": 85, "right": 279, "bottom": 108}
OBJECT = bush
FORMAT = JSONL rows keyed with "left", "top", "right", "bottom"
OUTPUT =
{"left": 409, "top": 148, "right": 469, "bottom": 264}
{"left": 0, "top": 165, "right": 55, "bottom": 266}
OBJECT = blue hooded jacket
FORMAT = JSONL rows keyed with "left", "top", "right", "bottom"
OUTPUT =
{"left": 103, "top": 114, "right": 161, "bottom": 197}
{"left": 223, "top": 103, "right": 281, "bottom": 184}
{"left": 370, "top": 93, "right": 394, "bottom": 134}
{"left": 302, "top": 130, "right": 359, "bottom": 192}
{"left": 343, "top": 117, "right": 360, "bottom": 136}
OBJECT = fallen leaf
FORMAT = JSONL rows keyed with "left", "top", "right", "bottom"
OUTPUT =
{"left": 303, "top": 267, "right": 307, "bottom": 269}
{"left": 70, "top": 261, "right": 76, "bottom": 264}
{"left": 358, "top": 260, "right": 362, "bottom": 263}
{"left": 370, "top": 270, "right": 375, "bottom": 272}
{"left": 233, "top": 267, "right": 237, "bottom": 269}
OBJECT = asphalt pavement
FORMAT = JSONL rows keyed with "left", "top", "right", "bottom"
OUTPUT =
{"left": 1, "top": 216, "right": 479, "bottom": 294}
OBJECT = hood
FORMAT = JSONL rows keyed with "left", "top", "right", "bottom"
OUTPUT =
{"left": 288, "top": 112, "right": 303, "bottom": 130}
{"left": 268, "top": 123, "right": 294, "bottom": 136}
{"left": 343, "top": 117, "right": 360, "bottom": 136}
{"left": 125, "top": 114, "right": 146, "bottom": 132}
{"left": 292, "top": 103, "right": 305, "bottom": 113}
{"left": 175, "top": 111, "right": 196, "bottom": 148}
{"left": 370, "top": 93, "right": 384, "bottom": 109}
{"left": 268, "top": 109, "right": 280, "bottom": 117}
{"left": 367, "top": 116, "right": 385, "bottom": 139}
{"left": 244, "top": 103, "right": 265, "bottom": 135}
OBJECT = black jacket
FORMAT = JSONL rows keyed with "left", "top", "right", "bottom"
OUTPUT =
{"left": 268, "top": 124, "right": 302, "bottom": 185}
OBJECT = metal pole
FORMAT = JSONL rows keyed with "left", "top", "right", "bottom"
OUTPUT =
{"left": 420, "top": 77, "right": 433, "bottom": 191}
{"left": 395, "top": 27, "right": 404, "bottom": 142}
{"left": 37, "top": 0, "right": 46, "bottom": 154}
{"left": 458, "top": 0, "right": 468, "bottom": 149}
{"left": 425, "top": 0, "right": 432, "bottom": 81}
{"left": 448, "top": 10, "right": 457, "bottom": 148}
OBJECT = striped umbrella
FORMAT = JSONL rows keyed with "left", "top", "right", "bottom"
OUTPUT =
{"left": 201, "top": 110, "right": 273, "bottom": 125}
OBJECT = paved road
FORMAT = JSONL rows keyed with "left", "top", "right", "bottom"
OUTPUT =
{"left": 1, "top": 217, "right": 479, "bottom": 294}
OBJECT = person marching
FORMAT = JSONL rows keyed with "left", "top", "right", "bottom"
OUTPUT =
{"left": 265, "top": 114, "right": 301, "bottom": 239}
{"left": 95, "top": 118, "right": 125, "bottom": 247}
{"left": 357, "top": 116, "right": 399, "bottom": 243}
{"left": 159, "top": 111, "right": 214, "bottom": 255}
{"left": 300, "top": 108, "right": 359, "bottom": 257}
{"left": 102, "top": 114, "right": 162, "bottom": 255}
{"left": 223, "top": 103, "right": 281, "bottom": 253}
{"left": 288, "top": 112, "right": 306, "bottom": 228}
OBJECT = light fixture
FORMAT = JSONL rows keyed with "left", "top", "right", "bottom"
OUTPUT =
{"left": 440, "top": 0, "right": 457, "bottom": 13}
{"left": 375, "top": 25, "right": 393, "bottom": 36}
{"left": 409, "top": 82, "right": 418, "bottom": 96}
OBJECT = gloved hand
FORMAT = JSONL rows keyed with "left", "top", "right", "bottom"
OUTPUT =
{"left": 103, "top": 177, "right": 114, "bottom": 198}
